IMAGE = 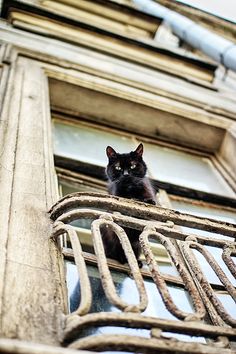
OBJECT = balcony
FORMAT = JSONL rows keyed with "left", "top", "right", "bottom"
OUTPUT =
{"left": 50, "top": 192, "right": 236, "bottom": 353}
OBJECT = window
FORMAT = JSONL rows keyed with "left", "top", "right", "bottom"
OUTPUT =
{"left": 53, "top": 118, "right": 235, "bottom": 197}
{"left": 51, "top": 106, "right": 236, "bottom": 352}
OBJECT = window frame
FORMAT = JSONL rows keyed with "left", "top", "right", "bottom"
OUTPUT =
{"left": 53, "top": 114, "right": 236, "bottom": 207}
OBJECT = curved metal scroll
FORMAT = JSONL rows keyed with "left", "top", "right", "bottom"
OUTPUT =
{"left": 181, "top": 239, "right": 236, "bottom": 326}
{"left": 53, "top": 208, "right": 232, "bottom": 249}
{"left": 139, "top": 226, "right": 206, "bottom": 321}
{"left": 63, "top": 312, "right": 236, "bottom": 345}
{"left": 91, "top": 216, "right": 148, "bottom": 313}
{"left": 68, "top": 333, "right": 232, "bottom": 353}
{"left": 222, "top": 244, "right": 236, "bottom": 279}
{"left": 49, "top": 192, "right": 236, "bottom": 237}
{"left": 49, "top": 192, "right": 236, "bottom": 352}
{"left": 52, "top": 221, "right": 92, "bottom": 316}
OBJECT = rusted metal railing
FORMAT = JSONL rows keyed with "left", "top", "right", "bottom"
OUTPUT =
{"left": 50, "top": 192, "right": 236, "bottom": 353}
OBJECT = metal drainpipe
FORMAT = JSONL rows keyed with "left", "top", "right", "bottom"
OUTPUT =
{"left": 133, "top": 0, "right": 236, "bottom": 73}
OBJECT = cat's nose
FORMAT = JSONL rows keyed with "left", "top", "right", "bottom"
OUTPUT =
{"left": 123, "top": 170, "right": 129, "bottom": 175}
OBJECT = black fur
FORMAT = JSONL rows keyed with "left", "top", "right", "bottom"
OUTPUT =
{"left": 102, "top": 143, "right": 157, "bottom": 266}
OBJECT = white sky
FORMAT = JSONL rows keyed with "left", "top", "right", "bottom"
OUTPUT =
{"left": 176, "top": 0, "right": 236, "bottom": 23}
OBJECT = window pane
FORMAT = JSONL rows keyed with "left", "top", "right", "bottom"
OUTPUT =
{"left": 216, "top": 293, "right": 236, "bottom": 320}
{"left": 171, "top": 200, "right": 236, "bottom": 223}
{"left": 143, "top": 143, "right": 235, "bottom": 197}
{"left": 67, "top": 262, "right": 193, "bottom": 318}
{"left": 66, "top": 262, "right": 205, "bottom": 342}
{"left": 53, "top": 120, "right": 134, "bottom": 167}
{"left": 58, "top": 178, "right": 104, "bottom": 229}
{"left": 172, "top": 199, "right": 236, "bottom": 286}
{"left": 172, "top": 199, "right": 236, "bottom": 240}
{"left": 59, "top": 179, "right": 103, "bottom": 195}
{"left": 192, "top": 246, "right": 236, "bottom": 286}
{"left": 53, "top": 119, "right": 235, "bottom": 197}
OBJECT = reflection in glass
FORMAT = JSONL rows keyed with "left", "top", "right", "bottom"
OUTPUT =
{"left": 66, "top": 261, "right": 205, "bottom": 344}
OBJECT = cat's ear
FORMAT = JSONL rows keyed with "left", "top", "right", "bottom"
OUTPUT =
{"left": 106, "top": 146, "right": 117, "bottom": 159}
{"left": 135, "top": 143, "right": 143, "bottom": 157}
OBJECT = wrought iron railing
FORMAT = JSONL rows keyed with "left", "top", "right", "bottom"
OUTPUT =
{"left": 50, "top": 192, "right": 236, "bottom": 353}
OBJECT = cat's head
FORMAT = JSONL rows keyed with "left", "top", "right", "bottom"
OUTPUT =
{"left": 106, "top": 143, "right": 147, "bottom": 181}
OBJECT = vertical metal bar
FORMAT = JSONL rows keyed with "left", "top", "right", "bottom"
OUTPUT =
{"left": 91, "top": 216, "right": 148, "bottom": 312}
{"left": 140, "top": 226, "right": 206, "bottom": 320}
{"left": 52, "top": 222, "right": 92, "bottom": 316}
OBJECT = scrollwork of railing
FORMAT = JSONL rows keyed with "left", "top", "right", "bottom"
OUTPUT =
{"left": 50, "top": 192, "right": 236, "bottom": 353}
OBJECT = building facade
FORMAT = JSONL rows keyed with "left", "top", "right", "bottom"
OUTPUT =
{"left": 0, "top": 0, "right": 236, "bottom": 353}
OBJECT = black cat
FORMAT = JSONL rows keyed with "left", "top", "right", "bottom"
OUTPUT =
{"left": 102, "top": 143, "right": 157, "bottom": 266}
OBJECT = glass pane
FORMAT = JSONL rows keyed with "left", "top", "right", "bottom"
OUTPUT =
{"left": 53, "top": 119, "right": 235, "bottom": 197}
{"left": 158, "top": 263, "right": 179, "bottom": 276}
{"left": 60, "top": 179, "right": 102, "bottom": 195}
{"left": 67, "top": 262, "right": 193, "bottom": 317}
{"left": 59, "top": 178, "right": 104, "bottom": 229}
{"left": 66, "top": 261, "right": 205, "bottom": 342}
{"left": 172, "top": 200, "right": 236, "bottom": 285}
{"left": 171, "top": 200, "right": 236, "bottom": 223}
{"left": 53, "top": 120, "right": 134, "bottom": 167}
{"left": 192, "top": 246, "right": 236, "bottom": 286}
{"left": 143, "top": 143, "right": 235, "bottom": 197}
{"left": 172, "top": 199, "right": 236, "bottom": 240}
{"left": 216, "top": 293, "right": 236, "bottom": 320}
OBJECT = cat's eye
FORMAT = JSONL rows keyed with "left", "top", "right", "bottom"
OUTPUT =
{"left": 115, "top": 165, "right": 122, "bottom": 170}
{"left": 130, "top": 164, "right": 136, "bottom": 169}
